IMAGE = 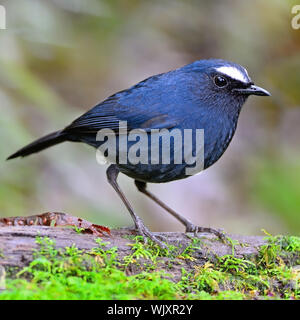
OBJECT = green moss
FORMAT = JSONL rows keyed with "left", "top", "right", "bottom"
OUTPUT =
{"left": 0, "top": 234, "right": 299, "bottom": 300}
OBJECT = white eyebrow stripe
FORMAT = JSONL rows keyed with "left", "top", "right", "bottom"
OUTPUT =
{"left": 215, "top": 66, "right": 249, "bottom": 83}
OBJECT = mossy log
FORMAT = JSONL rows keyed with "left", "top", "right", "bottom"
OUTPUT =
{"left": 1, "top": 219, "right": 299, "bottom": 300}
{"left": 0, "top": 224, "right": 271, "bottom": 276}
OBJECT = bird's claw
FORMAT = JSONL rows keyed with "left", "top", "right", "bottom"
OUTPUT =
{"left": 134, "top": 217, "right": 168, "bottom": 249}
{"left": 185, "top": 223, "right": 226, "bottom": 242}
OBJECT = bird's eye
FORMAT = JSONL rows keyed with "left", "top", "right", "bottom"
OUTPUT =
{"left": 214, "top": 75, "right": 228, "bottom": 88}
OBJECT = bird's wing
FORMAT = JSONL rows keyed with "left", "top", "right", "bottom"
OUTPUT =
{"left": 63, "top": 76, "right": 180, "bottom": 136}
{"left": 64, "top": 102, "right": 177, "bottom": 135}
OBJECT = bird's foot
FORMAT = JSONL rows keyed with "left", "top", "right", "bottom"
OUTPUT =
{"left": 185, "top": 223, "right": 226, "bottom": 242}
{"left": 134, "top": 216, "right": 168, "bottom": 249}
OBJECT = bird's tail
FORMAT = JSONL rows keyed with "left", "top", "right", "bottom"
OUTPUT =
{"left": 7, "top": 130, "right": 68, "bottom": 160}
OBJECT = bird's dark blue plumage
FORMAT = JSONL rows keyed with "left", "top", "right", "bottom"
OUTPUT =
{"left": 7, "top": 59, "right": 270, "bottom": 247}
{"left": 62, "top": 59, "right": 256, "bottom": 182}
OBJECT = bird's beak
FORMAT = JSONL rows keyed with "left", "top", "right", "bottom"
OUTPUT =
{"left": 233, "top": 84, "right": 271, "bottom": 96}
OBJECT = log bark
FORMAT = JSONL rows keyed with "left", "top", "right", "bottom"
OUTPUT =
{"left": 0, "top": 225, "right": 269, "bottom": 278}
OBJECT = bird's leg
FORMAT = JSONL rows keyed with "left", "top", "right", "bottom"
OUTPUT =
{"left": 106, "top": 165, "right": 167, "bottom": 248}
{"left": 135, "top": 180, "right": 226, "bottom": 241}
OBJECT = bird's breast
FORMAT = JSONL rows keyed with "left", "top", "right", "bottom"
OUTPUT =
{"left": 202, "top": 118, "right": 238, "bottom": 169}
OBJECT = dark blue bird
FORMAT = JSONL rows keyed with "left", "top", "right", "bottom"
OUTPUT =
{"left": 7, "top": 59, "right": 270, "bottom": 247}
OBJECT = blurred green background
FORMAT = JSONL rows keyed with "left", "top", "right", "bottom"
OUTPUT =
{"left": 0, "top": 0, "right": 299, "bottom": 235}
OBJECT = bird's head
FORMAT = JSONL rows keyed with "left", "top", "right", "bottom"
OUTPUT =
{"left": 182, "top": 59, "right": 270, "bottom": 112}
